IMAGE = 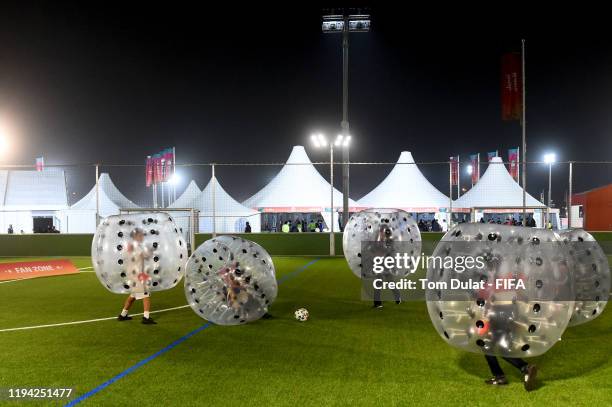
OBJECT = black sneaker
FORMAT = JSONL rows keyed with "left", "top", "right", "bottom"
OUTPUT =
{"left": 117, "top": 314, "right": 132, "bottom": 321}
{"left": 142, "top": 317, "right": 157, "bottom": 325}
{"left": 523, "top": 365, "right": 538, "bottom": 391}
{"left": 372, "top": 302, "right": 383, "bottom": 309}
{"left": 262, "top": 313, "right": 273, "bottom": 319}
{"left": 485, "top": 376, "right": 508, "bottom": 386}
{"left": 395, "top": 299, "right": 402, "bottom": 305}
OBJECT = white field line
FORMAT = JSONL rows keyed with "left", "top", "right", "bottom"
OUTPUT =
{"left": 0, "top": 266, "right": 94, "bottom": 284}
{"left": 0, "top": 305, "right": 191, "bottom": 333}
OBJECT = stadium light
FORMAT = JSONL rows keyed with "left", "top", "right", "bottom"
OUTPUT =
{"left": 0, "top": 123, "right": 8, "bottom": 155}
{"left": 543, "top": 153, "right": 556, "bottom": 164}
{"left": 322, "top": 8, "right": 370, "bottom": 230}
{"left": 169, "top": 172, "right": 181, "bottom": 186}
{"left": 466, "top": 165, "right": 473, "bottom": 175}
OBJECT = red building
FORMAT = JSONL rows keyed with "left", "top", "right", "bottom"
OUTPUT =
{"left": 572, "top": 184, "right": 612, "bottom": 231}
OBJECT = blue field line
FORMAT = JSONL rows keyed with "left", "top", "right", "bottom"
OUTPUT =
{"left": 66, "top": 257, "right": 321, "bottom": 406}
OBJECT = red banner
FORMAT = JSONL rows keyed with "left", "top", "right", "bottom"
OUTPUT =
{"left": 145, "top": 156, "right": 153, "bottom": 187}
{"left": 163, "top": 148, "right": 174, "bottom": 181}
{"left": 450, "top": 156, "right": 459, "bottom": 186}
{"left": 501, "top": 52, "right": 522, "bottom": 121}
{"left": 508, "top": 148, "right": 519, "bottom": 181}
{"left": 0, "top": 259, "right": 79, "bottom": 281}
{"left": 469, "top": 154, "right": 479, "bottom": 184}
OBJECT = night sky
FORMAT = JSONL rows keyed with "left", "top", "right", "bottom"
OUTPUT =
{"left": 1, "top": 4, "right": 611, "bottom": 207}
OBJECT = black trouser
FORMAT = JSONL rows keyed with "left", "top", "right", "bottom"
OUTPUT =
{"left": 485, "top": 355, "right": 528, "bottom": 377}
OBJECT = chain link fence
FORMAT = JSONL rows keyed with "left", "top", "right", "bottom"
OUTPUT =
{"left": 1, "top": 156, "right": 611, "bottom": 244}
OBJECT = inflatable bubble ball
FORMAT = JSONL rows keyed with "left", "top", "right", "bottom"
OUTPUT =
{"left": 343, "top": 208, "right": 421, "bottom": 279}
{"left": 559, "top": 229, "right": 610, "bottom": 326}
{"left": 426, "top": 223, "right": 575, "bottom": 358}
{"left": 184, "top": 235, "right": 278, "bottom": 325}
{"left": 92, "top": 212, "right": 188, "bottom": 295}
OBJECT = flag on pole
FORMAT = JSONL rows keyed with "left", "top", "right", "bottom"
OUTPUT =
{"left": 162, "top": 148, "right": 174, "bottom": 181}
{"left": 487, "top": 151, "right": 498, "bottom": 161}
{"left": 35, "top": 157, "right": 44, "bottom": 172}
{"left": 146, "top": 148, "right": 175, "bottom": 185}
{"left": 501, "top": 52, "right": 523, "bottom": 121}
{"left": 469, "top": 153, "right": 480, "bottom": 184}
{"left": 146, "top": 156, "right": 153, "bottom": 187}
{"left": 450, "top": 156, "right": 459, "bottom": 186}
{"left": 508, "top": 147, "right": 520, "bottom": 181}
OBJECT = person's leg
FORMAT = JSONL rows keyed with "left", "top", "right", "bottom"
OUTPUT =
{"left": 503, "top": 358, "right": 538, "bottom": 391}
{"left": 118, "top": 296, "right": 135, "bottom": 320}
{"left": 142, "top": 295, "right": 156, "bottom": 324}
{"left": 372, "top": 285, "right": 382, "bottom": 308}
{"left": 484, "top": 356, "right": 508, "bottom": 385}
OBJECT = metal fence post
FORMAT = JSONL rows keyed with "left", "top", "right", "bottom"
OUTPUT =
{"left": 568, "top": 161, "right": 573, "bottom": 229}
{"left": 212, "top": 163, "right": 216, "bottom": 238}
{"left": 95, "top": 164, "right": 100, "bottom": 226}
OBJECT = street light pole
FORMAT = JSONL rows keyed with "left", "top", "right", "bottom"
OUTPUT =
{"left": 341, "top": 15, "right": 350, "bottom": 229}
{"left": 322, "top": 9, "right": 370, "bottom": 228}
{"left": 330, "top": 142, "right": 335, "bottom": 256}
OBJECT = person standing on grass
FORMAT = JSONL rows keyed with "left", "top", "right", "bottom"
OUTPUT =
{"left": 117, "top": 228, "right": 156, "bottom": 324}
{"left": 244, "top": 222, "right": 252, "bottom": 233}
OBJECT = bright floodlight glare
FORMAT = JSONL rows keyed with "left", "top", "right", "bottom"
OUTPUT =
{"left": 169, "top": 173, "right": 181, "bottom": 185}
{"left": 467, "top": 165, "right": 473, "bottom": 175}
{"left": 343, "top": 135, "right": 351, "bottom": 147}
{"left": 335, "top": 134, "right": 344, "bottom": 146}
{"left": 311, "top": 135, "right": 320, "bottom": 148}
{"left": 317, "top": 133, "right": 327, "bottom": 147}
{"left": 543, "top": 153, "right": 556, "bottom": 164}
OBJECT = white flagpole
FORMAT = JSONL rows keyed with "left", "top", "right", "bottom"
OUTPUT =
{"left": 521, "top": 39, "right": 527, "bottom": 226}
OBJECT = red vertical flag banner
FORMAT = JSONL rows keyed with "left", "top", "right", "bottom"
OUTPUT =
{"left": 487, "top": 151, "right": 498, "bottom": 162}
{"left": 508, "top": 147, "right": 520, "bottom": 181}
{"left": 163, "top": 148, "right": 174, "bottom": 181}
{"left": 145, "top": 156, "right": 153, "bottom": 187}
{"left": 501, "top": 52, "right": 523, "bottom": 121}
{"left": 450, "top": 156, "right": 459, "bottom": 186}
{"left": 469, "top": 153, "right": 480, "bottom": 184}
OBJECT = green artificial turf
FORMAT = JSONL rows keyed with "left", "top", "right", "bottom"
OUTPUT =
{"left": 0, "top": 256, "right": 610, "bottom": 406}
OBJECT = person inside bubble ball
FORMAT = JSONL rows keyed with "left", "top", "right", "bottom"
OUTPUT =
{"left": 478, "top": 275, "right": 538, "bottom": 390}
{"left": 117, "top": 228, "right": 157, "bottom": 325}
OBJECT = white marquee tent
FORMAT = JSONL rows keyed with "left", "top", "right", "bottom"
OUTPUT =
{"left": 62, "top": 173, "right": 139, "bottom": 233}
{"left": 358, "top": 151, "right": 450, "bottom": 213}
{"left": 242, "top": 145, "right": 357, "bottom": 230}
{"left": 0, "top": 169, "right": 68, "bottom": 233}
{"left": 453, "top": 157, "right": 547, "bottom": 225}
{"left": 193, "top": 176, "right": 261, "bottom": 233}
{"left": 169, "top": 180, "right": 201, "bottom": 209}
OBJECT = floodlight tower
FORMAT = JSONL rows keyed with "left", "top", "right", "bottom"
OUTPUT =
{"left": 322, "top": 8, "right": 370, "bottom": 228}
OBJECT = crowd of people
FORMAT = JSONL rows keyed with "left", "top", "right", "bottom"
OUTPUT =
{"left": 417, "top": 219, "right": 447, "bottom": 232}
{"left": 278, "top": 219, "right": 327, "bottom": 233}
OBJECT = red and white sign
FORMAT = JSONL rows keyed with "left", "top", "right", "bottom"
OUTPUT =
{"left": 0, "top": 259, "right": 79, "bottom": 281}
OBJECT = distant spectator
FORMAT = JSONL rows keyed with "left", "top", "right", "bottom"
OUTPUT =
{"left": 244, "top": 222, "right": 252, "bottom": 233}
{"left": 281, "top": 221, "right": 290, "bottom": 233}
{"left": 20, "top": 229, "right": 24, "bottom": 234}
{"left": 317, "top": 219, "right": 324, "bottom": 232}
{"left": 7, "top": 224, "right": 14, "bottom": 234}
{"left": 296, "top": 221, "right": 303, "bottom": 233}
{"left": 480, "top": 217, "right": 485, "bottom": 223}
{"left": 308, "top": 220, "right": 316, "bottom": 232}
{"left": 431, "top": 219, "right": 441, "bottom": 232}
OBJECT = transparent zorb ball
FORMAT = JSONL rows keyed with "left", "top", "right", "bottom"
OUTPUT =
{"left": 185, "top": 235, "right": 277, "bottom": 325}
{"left": 92, "top": 212, "right": 188, "bottom": 295}
{"left": 426, "top": 224, "right": 575, "bottom": 357}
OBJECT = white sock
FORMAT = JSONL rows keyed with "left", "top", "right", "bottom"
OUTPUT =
{"left": 144, "top": 311, "right": 150, "bottom": 319}
{"left": 121, "top": 309, "right": 128, "bottom": 317}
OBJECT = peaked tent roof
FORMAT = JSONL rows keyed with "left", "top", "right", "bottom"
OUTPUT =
{"left": 70, "top": 173, "right": 139, "bottom": 214}
{"left": 242, "top": 145, "right": 357, "bottom": 212}
{"left": 358, "top": 151, "right": 449, "bottom": 211}
{"left": 169, "top": 180, "right": 201, "bottom": 209}
{"left": 193, "top": 177, "right": 258, "bottom": 216}
{"left": 1, "top": 169, "right": 68, "bottom": 209}
{"left": 453, "top": 157, "right": 545, "bottom": 209}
